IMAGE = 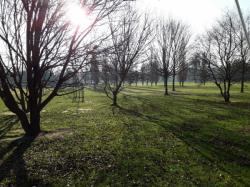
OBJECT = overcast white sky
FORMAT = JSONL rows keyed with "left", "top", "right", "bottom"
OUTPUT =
{"left": 136, "top": 0, "right": 250, "bottom": 35}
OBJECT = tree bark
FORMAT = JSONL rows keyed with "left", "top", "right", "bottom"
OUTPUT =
{"left": 29, "top": 110, "right": 41, "bottom": 136}
{"left": 19, "top": 112, "right": 41, "bottom": 137}
{"left": 241, "top": 60, "right": 246, "bottom": 93}
{"left": 219, "top": 81, "right": 231, "bottom": 103}
{"left": 172, "top": 75, "right": 176, "bottom": 91}
{"left": 164, "top": 76, "right": 169, "bottom": 95}
{"left": 112, "top": 91, "right": 118, "bottom": 106}
{"left": 224, "top": 93, "right": 230, "bottom": 102}
{"left": 172, "top": 64, "right": 176, "bottom": 91}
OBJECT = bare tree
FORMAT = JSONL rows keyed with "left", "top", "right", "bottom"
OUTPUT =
{"left": 235, "top": 14, "right": 250, "bottom": 93}
{"left": 145, "top": 47, "right": 160, "bottom": 86}
{"left": 127, "top": 70, "right": 135, "bottom": 86}
{"left": 140, "top": 65, "right": 147, "bottom": 86}
{"left": 199, "top": 56, "right": 209, "bottom": 85}
{"left": 155, "top": 18, "right": 189, "bottom": 95}
{"left": 0, "top": 0, "right": 121, "bottom": 136}
{"left": 103, "top": 6, "right": 151, "bottom": 106}
{"left": 131, "top": 70, "right": 140, "bottom": 86}
{"left": 189, "top": 52, "right": 200, "bottom": 83}
{"left": 149, "top": 56, "right": 160, "bottom": 86}
{"left": 178, "top": 60, "right": 188, "bottom": 87}
{"left": 126, "top": 70, "right": 140, "bottom": 86}
{"left": 155, "top": 18, "right": 174, "bottom": 95}
{"left": 177, "top": 41, "right": 189, "bottom": 87}
{"left": 171, "top": 24, "right": 190, "bottom": 91}
{"left": 89, "top": 46, "right": 100, "bottom": 90}
{"left": 199, "top": 13, "right": 239, "bottom": 102}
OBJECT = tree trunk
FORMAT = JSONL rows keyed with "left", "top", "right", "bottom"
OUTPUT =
{"left": 29, "top": 109, "right": 41, "bottom": 136}
{"left": 241, "top": 60, "right": 246, "bottom": 93}
{"left": 164, "top": 76, "right": 169, "bottom": 95}
{"left": 224, "top": 93, "right": 230, "bottom": 102}
{"left": 226, "top": 81, "right": 231, "bottom": 102}
{"left": 220, "top": 81, "right": 230, "bottom": 103}
{"left": 172, "top": 69, "right": 176, "bottom": 91}
{"left": 18, "top": 112, "right": 31, "bottom": 135}
{"left": 112, "top": 92, "right": 118, "bottom": 106}
{"left": 19, "top": 113, "right": 41, "bottom": 137}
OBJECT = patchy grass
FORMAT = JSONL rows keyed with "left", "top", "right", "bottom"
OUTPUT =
{"left": 0, "top": 82, "right": 250, "bottom": 186}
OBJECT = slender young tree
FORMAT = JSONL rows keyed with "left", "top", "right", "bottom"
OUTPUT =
{"left": 190, "top": 53, "right": 200, "bottom": 83}
{"left": 178, "top": 60, "right": 188, "bottom": 87}
{"left": 146, "top": 48, "right": 160, "bottom": 86}
{"left": 155, "top": 18, "right": 175, "bottom": 95}
{"left": 140, "top": 65, "right": 147, "bottom": 86}
{"left": 149, "top": 60, "right": 160, "bottom": 86}
{"left": 171, "top": 25, "right": 190, "bottom": 91}
{"left": 173, "top": 35, "right": 190, "bottom": 90}
{"left": 155, "top": 18, "right": 189, "bottom": 94}
{"left": 90, "top": 46, "right": 100, "bottom": 90}
{"left": 199, "top": 57, "right": 209, "bottom": 85}
{"left": 199, "top": 13, "right": 239, "bottom": 102}
{"left": 235, "top": 14, "right": 250, "bottom": 93}
{"left": 103, "top": 6, "right": 151, "bottom": 106}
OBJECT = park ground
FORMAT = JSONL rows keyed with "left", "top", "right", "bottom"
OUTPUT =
{"left": 0, "top": 83, "right": 250, "bottom": 186}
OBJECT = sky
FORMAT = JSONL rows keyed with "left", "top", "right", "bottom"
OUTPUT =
{"left": 136, "top": 0, "right": 250, "bottom": 35}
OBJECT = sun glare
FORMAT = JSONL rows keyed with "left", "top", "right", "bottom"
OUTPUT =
{"left": 66, "top": 4, "right": 92, "bottom": 28}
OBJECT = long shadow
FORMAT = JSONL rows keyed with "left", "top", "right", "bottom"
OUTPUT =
{"left": 115, "top": 105, "right": 145, "bottom": 118}
{"left": 0, "top": 115, "right": 18, "bottom": 140}
{"left": 147, "top": 117, "right": 250, "bottom": 186}
{"left": 117, "top": 95, "right": 250, "bottom": 185}
{"left": 0, "top": 136, "right": 36, "bottom": 186}
{"left": 124, "top": 92, "right": 250, "bottom": 121}
{"left": 125, "top": 88, "right": 250, "bottom": 105}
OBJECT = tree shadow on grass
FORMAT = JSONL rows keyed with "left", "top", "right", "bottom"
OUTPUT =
{"left": 114, "top": 105, "right": 144, "bottom": 118}
{"left": 117, "top": 95, "right": 250, "bottom": 186}
{"left": 151, "top": 118, "right": 250, "bottom": 186}
{"left": 0, "top": 115, "right": 18, "bottom": 140}
{"left": 0, "top": 136, "right": 36, "bottom": 186}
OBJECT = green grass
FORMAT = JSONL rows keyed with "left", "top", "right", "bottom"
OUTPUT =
{"left": 0, "top": 82, "right": 250, "bottom": 186}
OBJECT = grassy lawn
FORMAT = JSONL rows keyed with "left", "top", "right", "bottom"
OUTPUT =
{"left": 0, "top": 82, "right": 250, "bottom": 186}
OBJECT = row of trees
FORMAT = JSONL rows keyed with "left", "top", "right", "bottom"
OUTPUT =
{"left": 95, "top": 10, "right": 250, "bottom": 104}
{"left": 0, "top": 0, "right": 249, "bottom": 136}
{"left": 85, "top": 16, "right": 191, "bottom": 103}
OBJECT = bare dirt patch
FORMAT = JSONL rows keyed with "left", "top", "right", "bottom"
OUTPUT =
{"left": 37, "top": 128, "right": 73, "bottom": 139}
{"left": 240, "top": 127, "right": 250, "bottom": 134}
